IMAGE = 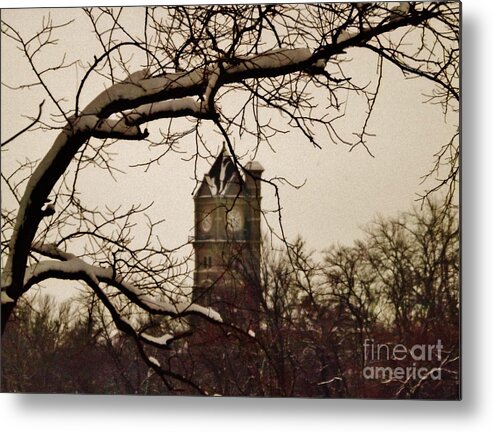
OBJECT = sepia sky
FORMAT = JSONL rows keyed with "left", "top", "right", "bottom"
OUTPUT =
{"left": 1, "top": 5, "right": 458, "bottom": 299}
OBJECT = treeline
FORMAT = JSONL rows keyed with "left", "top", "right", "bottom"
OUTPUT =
{"left": 1, "top": 200, "right": 459, "bottom": 398}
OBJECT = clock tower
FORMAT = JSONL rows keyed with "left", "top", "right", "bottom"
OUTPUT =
{"left": 192, "top": 147, "right": 264, "bottom": 326}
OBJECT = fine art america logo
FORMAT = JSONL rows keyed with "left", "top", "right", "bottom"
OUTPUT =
{"left": 363, "top": 339, "right": 443, "bottom": 381}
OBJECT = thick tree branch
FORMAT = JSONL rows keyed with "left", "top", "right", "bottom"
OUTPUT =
{"left": 1, "top": 4, "right": 455, "bottom": 336}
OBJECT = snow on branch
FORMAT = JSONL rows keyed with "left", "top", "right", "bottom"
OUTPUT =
{"left": 83, "top": 68, "right": 206, "bottom": 118}
{"left": 22, "top": 243, "right": 222, "bottom": 324}
{"left": 31, "top": 242, "right": 76, "bottom": 261}
{"left": 23, "top": 258, "right": 101, "bottom": 288}
{"left": 136, "top": 295, "right": 223, "bottom": 322}
{"left": 70, "top": 114, "right": 148, "bottom": 140}
{"left": 80, "top": 8, "right": 423, "bottom": 120}
{"left": 140, "top": 332, "right": 176, "bottom": 348}
{"left": 84, "top": 48, "right": 324, "bottom": 120}
{"left": 148, "top": 356, "right": 161, "bottom": 368}
{"left": 229, "top": 48, "right": 313, "bottom": 72}
{"left": 123, "top": 97, "right": 214, "bottom": 126}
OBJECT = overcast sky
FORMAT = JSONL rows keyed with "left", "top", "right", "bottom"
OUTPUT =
{"left": 1, "top": 6, "right": 458, "bottom": 299}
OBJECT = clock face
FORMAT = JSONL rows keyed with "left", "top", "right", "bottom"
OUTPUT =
{"left": 227, "top": 209, "right": 243, "bottom": 232}
{"left": 201, "top": 214, "right": 212, "bottom": 232}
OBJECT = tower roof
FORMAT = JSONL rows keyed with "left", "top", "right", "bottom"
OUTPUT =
{"left": 197, "top": 146, "right": 243, "bottom": 197}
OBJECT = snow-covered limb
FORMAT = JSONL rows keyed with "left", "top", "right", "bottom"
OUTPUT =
{"left": 22, "top": 244, "right": 223, "bottom": 324}
{"left": 228, "top": 48, "right": 313, "bottom": 73}
{"left": 148, "top": 356, "right": 161, "bottom": 367}
{"left": 122, "top": 67, "right": 151, "bottom": 84}
{"left": 317, "top": 377, "right": 342, "bottom": 386}
{"left": 137, "top": 295, "right": 223, "bottom": 322}
{"left": 141, "top": 333, "right": 175, "bottom": 348}
{"left": 24, "top": 258, "right": 101, "bottom": 288}
{"left": 72, "top": 114, "right": 147, "bottom": 140}
{"left": 31, "top": 242, "right": 76, "bottom": 261}
{"left": 124, "top": 97, "right": 214, "bottom": 126}
{"left": 83, "top": 68, "right": 206, "bottom": 117}
{"left": 85, "top": 48, "right": 326, "bottom": 119}
{"left": 90, "top": 34, "right": 430, "bottom": 121}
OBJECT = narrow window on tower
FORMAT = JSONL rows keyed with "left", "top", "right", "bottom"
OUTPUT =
{"left": 208, "top": 256, "right": 212, "bottom": 268}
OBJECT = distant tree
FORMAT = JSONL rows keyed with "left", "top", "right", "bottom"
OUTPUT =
{"left": 319, "top": 199, "right": 459, "bottom": 398}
